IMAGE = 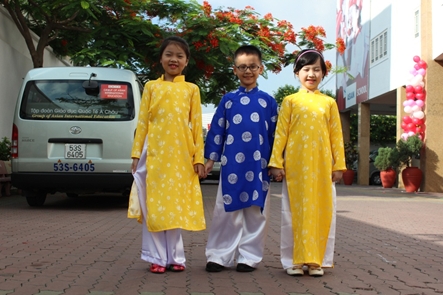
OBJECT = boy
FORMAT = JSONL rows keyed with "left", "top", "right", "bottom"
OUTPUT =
{"left": 204, "top": 45, "right": 278, "bottom": 272}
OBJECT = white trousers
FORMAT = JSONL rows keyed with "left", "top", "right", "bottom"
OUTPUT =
{"left": 133, "top": 141, "right": 185, "bottom": 268}
{"left": 205, "top": 180, "right": 270, "bottom": 268}
{"left": 280, "top": 179, "right": 336, "bottom": 270}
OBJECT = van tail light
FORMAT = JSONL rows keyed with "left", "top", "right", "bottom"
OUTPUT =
{"left": 11, "top": 124, "right": 18, "bottom": 158}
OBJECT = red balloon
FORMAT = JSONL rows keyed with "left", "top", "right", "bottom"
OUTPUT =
{"left": 407, "top": 123, "right": 415, "bottom": 130}
{"left": 401, "top": 122, "right": 407, "bottom": 129}
{"left": 418, "top": 60, "right": 427, "bottom": 68}
{"left": 414, "top": 64, "right": 421, "bottom": 70}
{"left": 413, "top": 55, "right": 421, "bottom": 62}
{"left": 403, "top": 116, "right": 413, "bottom": 124}
{"left": 414, "top": 85, "right": 423, "bottom": 93}
{"left": 416, "top": 93, "right": 425, "bottom": 100}
{"left": 412, "top": 118, "right": 424, "bottom": 125}
{"left": 406, "top": 85, "right": 414, "bottom": 92}
{"left": 406, "top": 92, "right": 415, "bottom": 99}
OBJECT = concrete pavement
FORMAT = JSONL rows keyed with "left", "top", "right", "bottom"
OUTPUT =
{"left": 0, "top": 182, "right": 442, "bottom": 295}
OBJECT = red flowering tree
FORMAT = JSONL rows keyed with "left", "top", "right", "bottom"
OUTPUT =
{"left": 2, "top": 0, "right": 345, "bottom": 105}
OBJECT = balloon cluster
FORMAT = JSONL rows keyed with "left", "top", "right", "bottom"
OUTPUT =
{"left": 402, "top": 55, "right": 427, "bottom": 141}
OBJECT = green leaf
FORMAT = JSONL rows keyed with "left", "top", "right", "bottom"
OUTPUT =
{"left": 80, "top": 1, "right": 90, "bottom": 10}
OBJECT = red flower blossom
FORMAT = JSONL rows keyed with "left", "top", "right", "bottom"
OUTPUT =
{"left": 202, "top": 1, "right": 212, "bottom": 16}
{"left": 336, "top": 37, "right": 346, "bottom": 55}
{"left": 264, "top": 13, "right": 273, "bottom": 21}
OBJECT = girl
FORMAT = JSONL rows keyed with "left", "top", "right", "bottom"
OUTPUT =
{"left": 128, "top": 36, "right": 206, "bottom": 274}
{"left": 269, "top": 49, "right": 346, "bottom": 277}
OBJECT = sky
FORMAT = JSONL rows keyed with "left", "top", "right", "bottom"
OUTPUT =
{"left": 197, "top": 0, "right": 337, "bottom": 113}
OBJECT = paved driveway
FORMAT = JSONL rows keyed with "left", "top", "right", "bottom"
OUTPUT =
{"left": 1, "top": 183, "right": 442, "bottom": 295}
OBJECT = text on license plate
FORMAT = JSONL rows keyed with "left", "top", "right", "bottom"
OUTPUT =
{"left": 65, "top": 144, "right": 85, "bottom": 158}
{"left": 53, "top": 162, "right": 95, "bottom": 172}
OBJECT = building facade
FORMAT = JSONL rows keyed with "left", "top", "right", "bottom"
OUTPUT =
{"left": 0, "top": 6, "right": 70, "bottom": 140}
{"left": 337, "top": 0, "right": 443, "bottom": 192}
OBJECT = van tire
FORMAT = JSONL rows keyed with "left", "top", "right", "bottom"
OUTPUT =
{"left": 24, "top": 191, "right": 47, "bottom": 207}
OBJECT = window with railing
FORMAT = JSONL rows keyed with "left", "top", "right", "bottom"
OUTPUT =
{"left": 370, "top": 29, "right": 388, "bottom": 65}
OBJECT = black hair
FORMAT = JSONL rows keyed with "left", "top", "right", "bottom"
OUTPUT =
{"left": 159, "top": 36, "right": 191, "bottom": 60}
{"left": 293, "top": 49, "right": 327, "bottom": 79}
{"left": 234, "top": 45, "right": 262, "bottom": 62}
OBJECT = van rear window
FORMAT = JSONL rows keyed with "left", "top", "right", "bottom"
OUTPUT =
{"left": 20, "top": 80, "right": 136, "bottom": 121}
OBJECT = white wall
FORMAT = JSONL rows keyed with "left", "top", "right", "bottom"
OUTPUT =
{"left": 368, "top": 0, "right": 421, "bottom": 100}
{"left": 0, "top": 6, "right": 70, "bottom": 139}
{"left": 432, "top": 0, "right": 443, "bottom": 60}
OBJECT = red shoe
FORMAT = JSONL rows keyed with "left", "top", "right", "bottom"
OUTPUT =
{"left": 150, "top": 264, "right": 166, "bottom": 274}
{"left": 169, "top": 264, "right": 185, "bottom": 272}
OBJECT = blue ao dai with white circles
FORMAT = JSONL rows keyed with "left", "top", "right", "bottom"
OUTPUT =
{"left": 205, "top": 86, "right": 278, "bottom": 212}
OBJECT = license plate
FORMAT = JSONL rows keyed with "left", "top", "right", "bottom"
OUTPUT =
{"left": 53, "top": 162, "right": 95, "bottom": 172}
{"left": 65, "top": 144, "right": 86, "bottom": 159}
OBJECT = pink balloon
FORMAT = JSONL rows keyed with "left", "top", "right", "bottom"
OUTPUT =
{"left": 414, "top": 64, "right": 421, "bottom": 70}
{"left": 413, "top": 55, "right": 421, "bottom": 62}
{"left": 418, "top": 68, "right": 426, "bottom": 76}
{"left": 413, "top": 110, "right": 425, "bottom": 119}
{"left": 414, "top": 85, "right": 423, "bottom": 93}
{"left": 411, "top": 105, "right": 421, "bottom": 112}
{"left": 401, "top": 122, "right": 407, "bottom": 129}
{"left": 401, "top": 133, "right": 409, "bottom": 140}
{"left": 418, "top": 60, "right": 427, "bottom": 68}
{"left": 416, "top": 100, "right": 424, "bottom": 108}
{"left": 410, "top": 69, "right": 417, "bottom": 76}
{"left": 406, "top": 85, "right": 414, "bottom": 92}
{"left": 416, "top": 93, "right": 425, "bottom": 100}
{"left": 408, "top": 131, "right": 416, "bottom": 137}
{"left": 403, "top": 116, "right": 413, "bottom": 124}
{"left": 412, "top": 118, "right": 424, "bottom": 125}
{"left": 406, "top": 92, "right": 415, "bottom": 99}
{"left": 415, "top": 126, "right": 423, "bottom": 133}
{"left": 404, "top": 106, "right": 413, "bottom": 113}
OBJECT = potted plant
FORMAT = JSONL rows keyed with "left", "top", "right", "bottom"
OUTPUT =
{"left": 343, "top": 142, "right": 358, "bottom": 185}
{"left": 0, "top": 137, "right": 11, "bottom": 161}
{"left": 396, "top": 135, "right": 423, "bottom": 192}
{"left": 374, "top": 147, "right": 398, "bottom": 188}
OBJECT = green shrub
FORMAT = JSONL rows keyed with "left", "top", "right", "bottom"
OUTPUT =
{"left": 0, "top": 137, "right": 11, "bottom": 161}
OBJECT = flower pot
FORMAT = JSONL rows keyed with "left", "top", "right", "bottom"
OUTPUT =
{"left": 402, "top": 166, "right": 422, "bottom": 192}
{"left": 380, "top": 168, "right": 396, "bottom": 188}
{"left": 342, "top": 170, "right": 355, "bottom": 185}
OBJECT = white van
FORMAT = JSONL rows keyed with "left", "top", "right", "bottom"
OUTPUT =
{"left": 11, "top": 67, "right": 143, "bottom": 206}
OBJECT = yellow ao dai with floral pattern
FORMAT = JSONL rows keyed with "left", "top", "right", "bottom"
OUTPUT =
{"left": 128, "top": 75, "right": 206, "bottom": 232}
{"left": 269, "top": 90, "right": 346, "bottom": 266}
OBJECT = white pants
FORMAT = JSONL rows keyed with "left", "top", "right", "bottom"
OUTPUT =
{"left": 280, "top": 179, "right": 336, "bottom": 270}
{"left": 133, "top": 141, "right": 185, "bottom": 268}
{"left": 205, "top": 180, "right": 270, "bottom": 268}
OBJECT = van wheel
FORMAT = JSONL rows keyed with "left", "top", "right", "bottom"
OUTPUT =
{"left": 24, "top": 191, "right": 47, "bottom": 207}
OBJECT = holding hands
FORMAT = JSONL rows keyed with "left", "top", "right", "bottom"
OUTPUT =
{"left": 269, "top": 167, "right": 285, "bottom": 182}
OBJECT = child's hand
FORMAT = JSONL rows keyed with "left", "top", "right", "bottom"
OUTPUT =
{"left": 131, "top": 158, "right": 139, "bottom": 174}
{"left": 205, "top": 159, "right": 215, "bottom": 175}
{"left": 194, "top": 163, "right": 206, "bottom": 179}
{"left": 332, "top": 170, "right": 343, "bottom": 183}
{"left": 269, "top": 167, "right": 285, "bottom": 182}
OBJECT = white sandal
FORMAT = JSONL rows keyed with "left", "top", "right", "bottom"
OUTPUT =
{"left": 286, "top": 266, "right": 304, "bottom": 276}
{"left": 308, "top": 266, "right": 324, "bottom": 276}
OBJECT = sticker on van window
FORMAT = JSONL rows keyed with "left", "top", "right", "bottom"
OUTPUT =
{"left": 100, "top": 84, "right": 128, "bottom": 99}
